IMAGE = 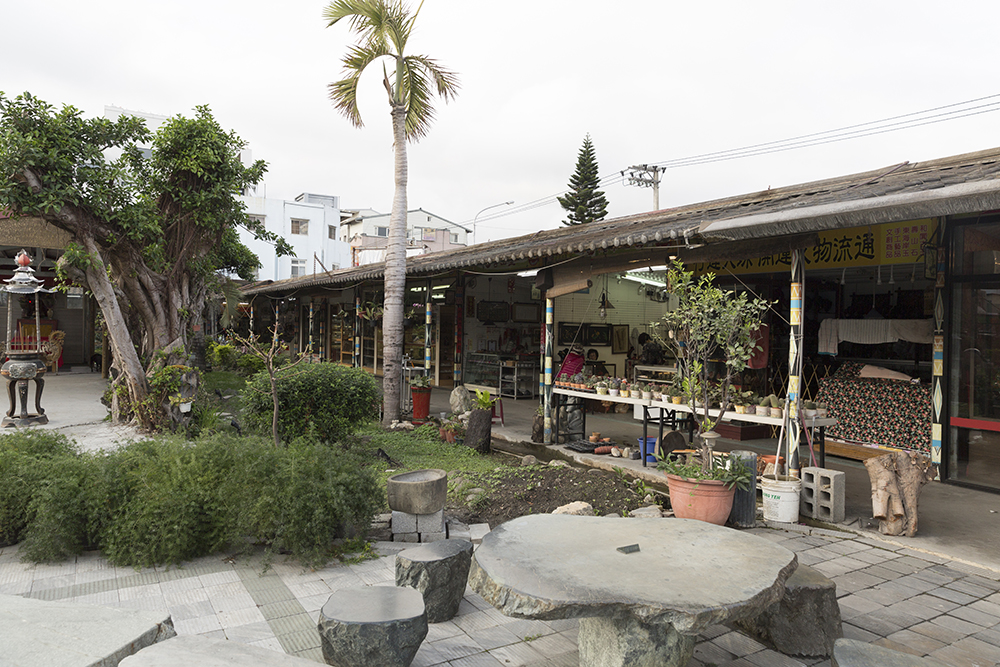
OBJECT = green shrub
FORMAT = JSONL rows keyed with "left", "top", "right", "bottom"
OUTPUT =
{"left": 242, "top": 363, "right": 380, "bottom": 443}
{"left": 229, "top": 433, "right": 382, "bottom": 568}
{"left": 207, "top": 342, "right": 239, "bottom": 371}
{"left": 0, "top": 431, "right": 77, "bottom": 546}
{"left": 236, "top": 353, "right": 265, "bottom": 376}
{"left": 19, "top": 454, "right": 103, "bottom": 562}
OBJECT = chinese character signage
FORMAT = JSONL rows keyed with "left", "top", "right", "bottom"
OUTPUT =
{"left": 693, "top": 219, "right": 937, "bottom": 275}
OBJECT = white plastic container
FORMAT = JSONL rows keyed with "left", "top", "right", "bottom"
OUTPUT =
{"left": 760, "top": 474, "right": 801, "bottom": 523}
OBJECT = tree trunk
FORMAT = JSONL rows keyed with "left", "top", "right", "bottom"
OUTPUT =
{"left": 80, "top": 235, "right": 151, "bottom": 428}
{"left": 381, "top": 104, "right": 408, "bottom": 425}
{"left": 466, "top": 409, "right": 493, "bottom": 454}
{"left": 864, "top": 451, "right": 936, "bottom": 537}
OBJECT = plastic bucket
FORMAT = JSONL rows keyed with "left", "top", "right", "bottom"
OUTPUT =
{"left": 637, "top": 437, "right": 658, "bottom": 463}
{"left": 760, "top": 474, "right": 801, "bottom": 523}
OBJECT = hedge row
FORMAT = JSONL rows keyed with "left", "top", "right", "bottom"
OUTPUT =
{"left": 0, "top": 430, "right": 382, "bottom": 568}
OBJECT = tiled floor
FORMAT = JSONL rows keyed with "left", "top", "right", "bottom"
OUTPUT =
{"left": 3, "top": 521, "right": 1000, "bottom": 666}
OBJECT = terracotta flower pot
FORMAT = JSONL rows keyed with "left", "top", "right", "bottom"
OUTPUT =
{"left": 665, "top": 474, "right": 735, "bottom": 525}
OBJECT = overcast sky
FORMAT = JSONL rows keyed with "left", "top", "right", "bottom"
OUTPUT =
{"left": 5, "top": 1, "right": 1000, "bottom": 242}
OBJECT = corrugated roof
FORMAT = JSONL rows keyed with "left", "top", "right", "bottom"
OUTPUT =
{"left": 244, "top": 146, "right": 1000, "bottom": 296}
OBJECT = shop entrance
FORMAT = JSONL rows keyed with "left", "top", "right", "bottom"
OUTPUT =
{"left": 948, "top": 221, "right": 1000, "bottom": 490}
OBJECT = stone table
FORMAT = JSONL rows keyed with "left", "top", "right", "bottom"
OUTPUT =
{"left": 469, "top": 514, "right": 797, "bottom": 667}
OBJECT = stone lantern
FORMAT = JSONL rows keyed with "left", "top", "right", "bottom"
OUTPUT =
{"left": 2, "top": 250, "right": 52, "bottom": 426}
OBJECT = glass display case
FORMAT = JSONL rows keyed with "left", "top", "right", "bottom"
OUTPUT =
{"left": 464, "top": 353, "right": 539, "bottom": 399}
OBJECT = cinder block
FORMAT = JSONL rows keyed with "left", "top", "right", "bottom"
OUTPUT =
{"left": 420, "top": 531, "right": 447, "bottom": 543}
{"left": 391, "top": 510, "right": 417, "bottom": 534}
{"left": 800, "top": 467, "right": 846, "bottom": 523}
{"left": 394, "top": 532, "right": 420, "bottom": 542}
{"left": 416, "top": 510, "right": 444, "bottom": 534}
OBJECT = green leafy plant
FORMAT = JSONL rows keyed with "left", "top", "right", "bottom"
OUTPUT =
{"left": 657, "top": 451, "right": 752, "bottom": 491}
{"left": 473, "top": 389, "right": 496, "bottom": 410}
{"left": 410, "top": 374, "right": 431, "bottom": 388}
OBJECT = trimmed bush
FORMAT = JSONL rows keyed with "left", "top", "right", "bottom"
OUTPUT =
{"left": 242, "top": 363, "right": 380, "bottom": 443}
{"left": 0, "top": 431, "right": 77, "bottom": 546}
{"left": 207, "top": 341, "right": 239, "bottom": 371}
{"left": 5, "top": 431, "right": 384, "bottom": 568}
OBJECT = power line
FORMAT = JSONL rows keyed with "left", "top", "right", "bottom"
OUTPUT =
{"left": 467, "top": 94, "right": 1000, "bottom": 227}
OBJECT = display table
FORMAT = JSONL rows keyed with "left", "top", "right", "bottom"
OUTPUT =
{"left": 551, "top": 387, "right": 654, "bottom": 442}
{"left": 648, "top": 400, "right": 838, "bottom": 467}
{"left": 469, "top": 514, "right": 797, "bottom": 667}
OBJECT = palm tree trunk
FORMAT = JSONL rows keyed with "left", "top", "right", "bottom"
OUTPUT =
{"left": 381, "top": 104, "right": 408, "bottom": 424}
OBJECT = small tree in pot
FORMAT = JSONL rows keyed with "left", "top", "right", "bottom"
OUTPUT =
{"left": 465, "top": 389, "right": 496, "bottom": 454}
{"left": 656, "top": 260, "right": 770, "bottom": 472}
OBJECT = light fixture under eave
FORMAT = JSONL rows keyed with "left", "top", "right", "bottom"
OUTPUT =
{"left": 599, "top": 291, "right": 614, "bottom": 319}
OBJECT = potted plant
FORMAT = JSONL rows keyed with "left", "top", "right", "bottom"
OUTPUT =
{"left": 816, "top": 401, "right": 828, "bottom": 418}
{"left": 620, "top": 380, "right": 630, "bottom": 397}
{"left": 595, "top": 380, "right": 609, "bottom": 395}
{"left": 802, "top": 400, "right": 818, "bottom": 418}
{"left": 410, "top": 374, "right": 432, "bottom": 423}
{"left": 466, "top": 388, "right": 496, "bottom": 454}
{"left": 608, "top": 378, "right": 621, "bottom": 397}
{"left": 769, "top": 394, "right": 784, "bottom": 419}
{"left": 639, "top": 383, "right": 653, "bottom": 400}
{"left": 656, "top": 259, "right": 769, "bottom": 513}
{"left": 756, "top": 395, "right": 771, "bottom": 417}
{"left": 658, "top": 450, "right": 753, "bottom": 525}
{"left": 439, "top": 420, "right": 462, "bottom": 443}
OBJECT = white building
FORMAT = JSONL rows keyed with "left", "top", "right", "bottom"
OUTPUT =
{"left": 240, "top": 193, "right": 351, "bottom": 281}
{"left": 340, "top": 208, "right": 469, "bottom": 266}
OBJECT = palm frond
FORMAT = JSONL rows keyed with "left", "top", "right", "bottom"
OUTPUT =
{"left": 407, "top": 54, "right": 460, "bottom": 100}
{"left": 328, "top": 42, "right": 395, "bottom": 127}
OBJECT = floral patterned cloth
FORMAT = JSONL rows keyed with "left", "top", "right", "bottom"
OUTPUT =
{"left": 816, "top": 361, "right": 931, "bottom": 455}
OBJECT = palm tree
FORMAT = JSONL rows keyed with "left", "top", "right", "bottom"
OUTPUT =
{"left": 324, "top": 0, "right": 459, "bottom": 424}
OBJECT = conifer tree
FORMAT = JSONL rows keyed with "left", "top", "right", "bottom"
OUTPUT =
{"left": 557, "top": 134, "right": 609, "bottom": 225}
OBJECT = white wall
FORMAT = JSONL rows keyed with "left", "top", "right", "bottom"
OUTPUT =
{"left": 240, "top": 193, "right": 350, "bottom": 281}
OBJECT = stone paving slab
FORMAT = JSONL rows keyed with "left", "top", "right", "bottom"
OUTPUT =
{"left": 2, "top": 522, "right": 1000, "bottom": 666}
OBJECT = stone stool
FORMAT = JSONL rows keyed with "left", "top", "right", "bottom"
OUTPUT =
{"left": 734, "top": 564, "right": 842, "bottom": 657}
{"left": 396, "top": 538, "right": 473, "bottom": 623}
{"left": 317, "top": 587, "right": 428, "bottom": 667}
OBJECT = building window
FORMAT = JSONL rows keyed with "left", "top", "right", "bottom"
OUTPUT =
{"left": 376, "top": 226, "right": 389, "bottom": 237}
{"left": 328, "top": 225, "right": 337, "bottom": 240}
{"left": 248, "top": 214, "right": 265, "bottom": 225}
{"left": 291, "top": 219, "right": 309, "bottom": 235}
{"left": 450, "top": 233, "right": 459, "bottom": 244}
{"left": 290, "top": 259, "right": 306, "bottom": 278}
{"left": 422, "top": 228, "right": 436, "bottom": 241}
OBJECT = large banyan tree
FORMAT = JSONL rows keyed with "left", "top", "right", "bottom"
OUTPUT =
{"left": 0, "top": 93, "right": 290, "bottom": 428}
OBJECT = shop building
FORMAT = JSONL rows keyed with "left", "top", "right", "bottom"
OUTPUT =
{"left": 243, "top": 146, "right": 1000, "bottom": 493}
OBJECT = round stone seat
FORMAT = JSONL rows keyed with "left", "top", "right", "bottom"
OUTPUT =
{"left": 317, "top": 586, "right": 428, "bottom": 667}
{"left": 396, "top": 538, "right": 473, "bottom": 622}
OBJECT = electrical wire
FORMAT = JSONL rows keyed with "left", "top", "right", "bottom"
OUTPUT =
{"left": 468, "top": 94, "right": 1000, "bottom": 228}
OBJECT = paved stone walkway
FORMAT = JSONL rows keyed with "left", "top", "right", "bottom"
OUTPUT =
{"left": 2, "top": 521, "right": 1000, "bottom": 666}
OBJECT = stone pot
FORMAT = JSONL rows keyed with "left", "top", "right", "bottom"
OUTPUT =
{"left": 665, "top": 474, "right": 736, "bottom": 525}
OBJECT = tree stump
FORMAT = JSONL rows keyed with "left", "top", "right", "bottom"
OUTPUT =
{"left": 465, "top": 409, "right": 492, "bottom": 454}
{"left": 863, "top": 451, "right": 936, "bottom": 537}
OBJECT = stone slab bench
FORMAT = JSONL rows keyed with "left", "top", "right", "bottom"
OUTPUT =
{"left": 0, "top": 593, "right": 175, "bottom": 667}
{"left": 318, "top": 586, "right": 428, "bottom": 667}
{"left": 396, "top": 538, "right": 473, "bottom": 622}
{"left": 734, "top": 563, "right": 842, "bottom": 657}
{"left": 119, "top": 635, "right": 318, "bottom": 666}
{"left": 832, "top": 638, "right": 949, "bottom": 666}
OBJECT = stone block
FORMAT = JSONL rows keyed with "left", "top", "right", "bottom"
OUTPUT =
{"left": 735, "top": 564, "right": 842, "bottom": 657}
{"left": 553, "top": 501, "right": 594, "bottom": 515}
{"left": 391, "top": 511, "right": 417, "bottom": 534}
{"left": 395, "top": 532, "right": 420, "bottom": 543}
{"left": 396, "top": 539, "right": 474, "bottom": 622}
{"left": 120, "top": 634, "right": 320, "bottom": 666}
{"left": 469, "top": 524, "right": 491, "bottom": 544}
{"left": 416, "top": 509, "right": 445, "bottom": 534}
{"left": 318, "top": 587, "right": 428, "bottom": 667}
{"left": 831, "top": 638, "right": 949, "bottom": 666}
{"left": 420, "top": 531, "right": 447, "bottom": 543}
{"left": 387, "top": 469, "right": 447, "bottom": 515}
{"left": 801, "top": 467, "right": 846, "bottom": 523}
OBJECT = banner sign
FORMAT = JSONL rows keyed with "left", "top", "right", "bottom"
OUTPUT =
{"left": 693, "top": 219, "right": 937, "bottom": 275}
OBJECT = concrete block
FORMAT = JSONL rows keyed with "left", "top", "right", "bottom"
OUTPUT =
{"left": 391, "top": 511, "right": 417, "bottom": 534}
{"left": 416, "top": 510, "right": 445, "bottom": 534}
{"left": 469, "top": 523, "right": 491, "bottom": 544}
{"left": 394, "top": 532, "right": 420, "bottom": 543}
{"left": 801, "top": 467, "right": 846, "bottom": 523}
{"left": 420, "top": 531, "right": 447, "bottom": 543}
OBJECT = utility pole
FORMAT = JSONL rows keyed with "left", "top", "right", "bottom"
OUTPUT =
{"left": 622, "top": 164, "right": 664, "bottom": 211}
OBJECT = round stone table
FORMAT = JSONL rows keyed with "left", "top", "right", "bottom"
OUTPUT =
{"left": 469, "top": 514, "right": 797, "bottom": 667}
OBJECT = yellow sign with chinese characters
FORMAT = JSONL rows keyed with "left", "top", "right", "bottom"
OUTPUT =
{"left": 692, "top": 219, "right": 937, "bottom": 275}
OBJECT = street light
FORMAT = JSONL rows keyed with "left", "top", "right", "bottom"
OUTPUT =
{"left": 471, "top": 201, "right": 513, "bottom": 245}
